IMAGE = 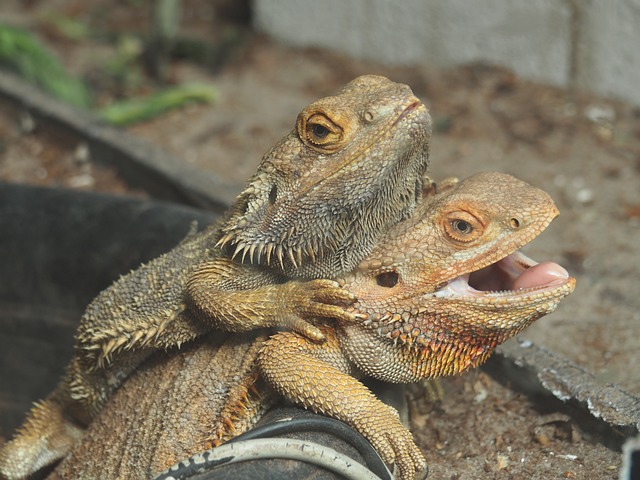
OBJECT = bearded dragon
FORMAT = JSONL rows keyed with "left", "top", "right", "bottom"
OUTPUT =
{"left": 259, "top": 171, "right": 575, "bottom": 479}
{"left": 45, "top": 172, "right": 575, "bottom": 480}
{"left": 0, "top": 75, "right": 432, "bottom": 480}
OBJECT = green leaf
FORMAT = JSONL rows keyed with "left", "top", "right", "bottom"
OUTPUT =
{"left": 0, "top": 23, "right": 90, "bottom": 107}
{"left": 99, "top": 83, "right": 216, "bottom": 126}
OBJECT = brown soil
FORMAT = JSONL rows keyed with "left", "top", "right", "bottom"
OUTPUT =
{"left": 409, "top": 372, "right": 620, "bottom": 480}
{"left": 1, "top": 2, "right": 637, "bottom": 479}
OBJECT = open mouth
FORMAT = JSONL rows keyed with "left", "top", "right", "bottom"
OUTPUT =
{"left": 441, "top": 251, "right": 572, "bottom": 298}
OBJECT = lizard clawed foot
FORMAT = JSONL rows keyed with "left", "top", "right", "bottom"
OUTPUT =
{"left": 285, "top": 279, "right": 358, "bottom": 340}
{"left": 356, "top": 404, "right": 427, "bottom": 480}
{"left": 386, "top": 429, "right": 428, "bottom": 480}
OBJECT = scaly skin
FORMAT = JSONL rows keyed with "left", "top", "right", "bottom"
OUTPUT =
{"left": 0, "top": 75, "right": 432, "bottom": 480}
{"left": 49, "top": 331, "right": 275, "bottom": 480}
{"left": 259, "top": 172, "right": 576, "bottom": 479}
{"left": 46, "top": 173, "right": 574, "bottom": 480}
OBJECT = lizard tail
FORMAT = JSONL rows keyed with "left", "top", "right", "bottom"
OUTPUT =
{"left": 0, "top": 391, "right": 84, "bottom": 479}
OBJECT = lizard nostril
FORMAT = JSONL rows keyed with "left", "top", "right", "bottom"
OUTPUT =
{"left": 376, "top": 271, "right": 399, "bottom": 288}
{"left": 509, "top": 217, "right": 521, "bottom": 229}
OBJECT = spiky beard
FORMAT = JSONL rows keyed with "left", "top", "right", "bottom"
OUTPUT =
{"left": 216, "top": 167, "right": 424, "bottom": 278}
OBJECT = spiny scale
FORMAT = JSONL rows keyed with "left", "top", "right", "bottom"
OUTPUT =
{"left": 265, "top": 243, "right": 274, "bottom": 265}
{"left": 275, "top": 244, "right": 285, "bottom": 269}
{"left": 215, "top": 232, "right": 235, "bottom": 249}
{"left": 287, "top": 248, "right": 298, "bottom": 269}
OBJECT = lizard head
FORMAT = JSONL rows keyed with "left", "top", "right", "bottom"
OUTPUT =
{"left": 218, "top": 75, "right": 432, "bottom": 278}
{"left": 340, "top": 172, "right": 576, "bottom": 382}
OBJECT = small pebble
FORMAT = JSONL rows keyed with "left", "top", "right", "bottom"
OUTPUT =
{"left": 496, "top": 454, "right": 509, "bottom": 470}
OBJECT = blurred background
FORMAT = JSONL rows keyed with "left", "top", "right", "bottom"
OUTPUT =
{"left": 0, "top": 1, "right": 638, "bottom": 478}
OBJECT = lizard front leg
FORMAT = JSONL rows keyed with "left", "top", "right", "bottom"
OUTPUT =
{"left": 54, "top": 258, "right": 355, "bottom": 434}
{"left": 258, "top": 328, "right": 427, "bottom": 480}
{"left": 186, "top": 258, "right": 357, "bottom": 342}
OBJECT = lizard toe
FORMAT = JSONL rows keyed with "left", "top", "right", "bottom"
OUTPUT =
{"left": 387, "top": 430, "right": 427, "bottom": 480}
{"left": 308, "top": 303, "right": 358, "bottom": 324}
{"left": 287, "top": 318, "right": 326, "bottom": 342}
{"left": 306, "top": 279, "right": 357, "bottom": 305}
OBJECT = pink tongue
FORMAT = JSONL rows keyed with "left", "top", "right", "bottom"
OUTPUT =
{"left": 513, "top": 261, "right": 569, "bottom": 290}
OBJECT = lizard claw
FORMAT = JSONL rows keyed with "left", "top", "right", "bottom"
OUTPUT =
{"left": 286, "top": 318, "right": 326, "bottom": 342}
{"left": 390, "top": 433, "right": 428, "bottom": 480}
{"left": 356, "top": 404, "right": 427, "bottom": 480}
{"left": 291, "top": 279, "right": 358, "bottom": 325}
{"left": 305, "top": 279, "right": 357, "bottom": 304}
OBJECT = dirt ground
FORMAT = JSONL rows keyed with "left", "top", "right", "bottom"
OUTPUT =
{"left": 1, "top": 2, "right": 638, "bottom": 479}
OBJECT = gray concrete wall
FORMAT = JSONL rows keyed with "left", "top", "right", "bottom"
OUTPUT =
{"left": 254, "top": 0, "right": 640, "bottom": 106}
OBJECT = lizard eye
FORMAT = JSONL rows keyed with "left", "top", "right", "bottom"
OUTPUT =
{"left": 311, "top": 123, "right": 329, "bottom": 139}
{"left": 451, "top": 219, "right": 472, "bottom": 235}
{"left": 298, "top": 112, "right": 343, "bottom": 150}
{"left": 444, "top": 211, "right": 483, "bottom": 243}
